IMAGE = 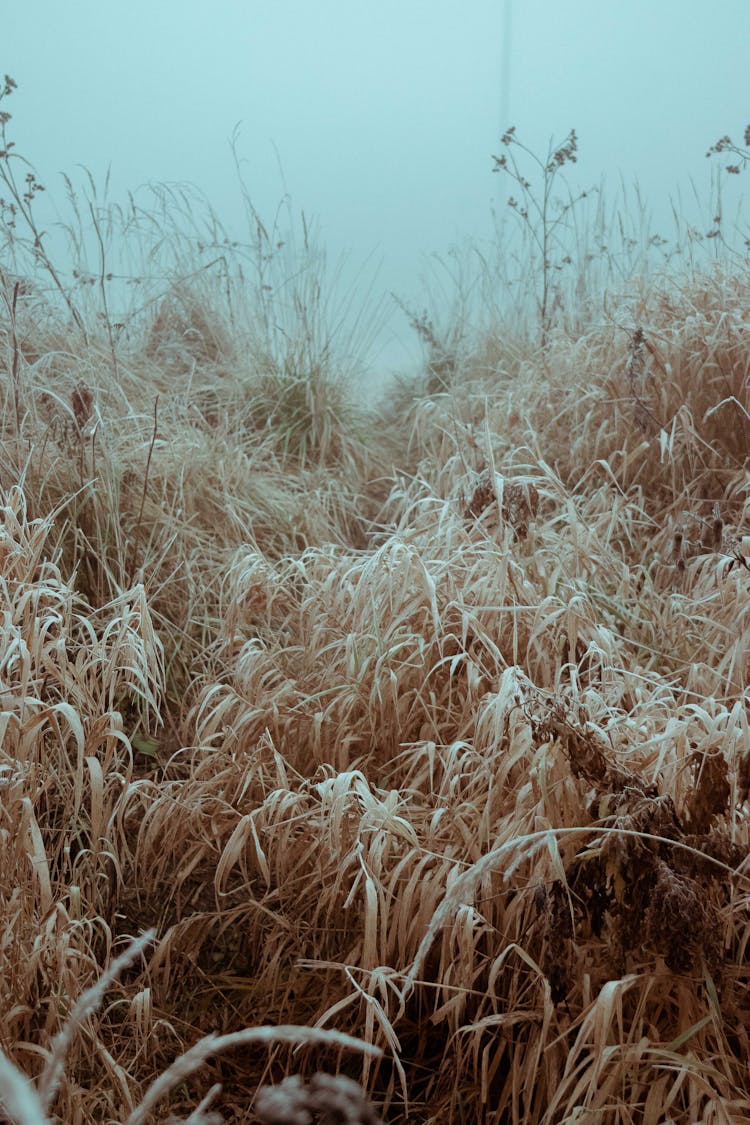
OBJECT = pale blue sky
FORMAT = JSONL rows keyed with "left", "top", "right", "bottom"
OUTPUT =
{"left": 5, "top": 1, "right": 750, "bottom": 376}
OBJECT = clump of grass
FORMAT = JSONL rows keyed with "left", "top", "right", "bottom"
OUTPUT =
{"left": 4, "top": 76, "right": 750, "bottom": 1124}
{"left": 0, "top": 929, "right": 381, "bottom": 1124}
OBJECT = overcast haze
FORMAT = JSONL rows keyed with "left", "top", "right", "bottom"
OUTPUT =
{"left": 5, "top": 1, "right": 750, "bottom": 378}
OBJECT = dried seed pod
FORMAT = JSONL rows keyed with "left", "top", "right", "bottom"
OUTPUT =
{"left": 673, "top": 529, "right": 684, "bottom": 559}
{"left": 71, "top": 381, "right": 94, "bottom": 429}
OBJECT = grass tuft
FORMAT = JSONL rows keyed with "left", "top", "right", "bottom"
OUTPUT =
{"left": 3, "top": 85, "right": 750, "bottom": 1121}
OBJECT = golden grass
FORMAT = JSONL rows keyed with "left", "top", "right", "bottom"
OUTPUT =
{"left": 2, "top": 183, "right": 750, "bottom": 1122}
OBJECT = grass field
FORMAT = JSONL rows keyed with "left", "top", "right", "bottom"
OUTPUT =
{"left": 2, "top": 90, "right": 750, "bottom": 1122}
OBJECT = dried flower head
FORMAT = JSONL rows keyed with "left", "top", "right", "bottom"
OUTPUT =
{"left": 255, "top": 1073, "right": 383, "bottom": 1125}
{"left": 71, "top": 381, "right": 94, "bottom": 430}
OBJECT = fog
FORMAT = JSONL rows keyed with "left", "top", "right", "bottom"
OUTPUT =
{"left": 5, "top": 1, "right": 750, "bottom": 384}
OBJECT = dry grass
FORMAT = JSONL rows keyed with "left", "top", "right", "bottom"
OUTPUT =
{"left": 2, "top": 123, "right": 750, "bottom": 1122}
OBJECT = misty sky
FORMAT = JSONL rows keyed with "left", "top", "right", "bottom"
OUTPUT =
{"left": 5, "top": 1, "right": 750, "bottom": 377}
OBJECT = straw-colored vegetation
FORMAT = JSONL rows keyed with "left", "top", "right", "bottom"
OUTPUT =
{"left": 2, "top": 76, "right": 750, "bottom": 1122}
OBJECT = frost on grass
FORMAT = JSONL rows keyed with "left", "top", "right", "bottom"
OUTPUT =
{"left": 3, "top": 91, "right": 750, "bottom": 1120}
